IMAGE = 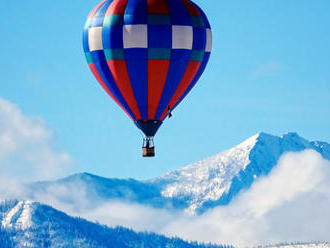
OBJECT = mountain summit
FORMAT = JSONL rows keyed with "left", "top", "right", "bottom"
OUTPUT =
{"left": 26, "top": 132, "right": 329, "bottom": 214}
{"left": 152, "top": 132, "right": 330, "bottom": 213}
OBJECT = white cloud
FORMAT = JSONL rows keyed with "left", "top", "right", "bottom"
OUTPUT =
{"left": 161, "top": 150, "right": 330, "bottom": 246}
{"left": 0, "top": 98, "right": 72, "bottom": 181}
{"left": 81, "top": 201, "right": 180, "bottom": 232}
{"left": 0, "top": 112, "right": 329, "bottom": 248}
{"left": 48, "top": 150, "right": 329, "bottom": 247}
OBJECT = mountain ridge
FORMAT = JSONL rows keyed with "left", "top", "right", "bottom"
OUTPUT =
{"left": 25, "top": 132, "right": 330, "bottom": 214}
{"left": 2, "top": 201, "right": 328, "bottom": 248}
{"left": 150, "top": 132, "right": 330, "bottom": 213}
{"left": 0, "top": 200, "right": 223, "bottom": 248}
{"left": 1, "top": 132, "right": 330, "bottom": 247}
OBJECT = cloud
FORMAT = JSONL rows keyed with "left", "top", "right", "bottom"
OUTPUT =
{"left": 81, "top": 201, "right": 180, "bottom": 232}
{"left": 0, "top": 98, "right": 73, "bottom": 181}
{"left": 162, "top": 150, "right": 330, "bottom": 246}
{"left": 0, "top": 116, "right": 329, "bottom": 248}
{"left": 48, "top": 150, "right": 329, "bottom": 247}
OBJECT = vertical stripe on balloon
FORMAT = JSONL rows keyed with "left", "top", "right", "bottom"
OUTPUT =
{"left": 165, "top": 0, "right": 191, "bottom": 25}
{"left": 159, "top": 61, "right": 201, "bottom": 120}
{"left": 88, "top": 0, "right": 106, "bottom": 18}
{"left": 107, "top": 60, "right": 142, "bottom": 120}
{"left": 180, "top": 0, "right": 201, "bottom": 16}
{"left": 124, "top": 0, "right": 148, "bottom": 24}
{"left": 90, "top": 1, "right": 111, "bottom": 27}
{"left": 148, "top": 60, "right": 170, "bottom": 119}
{"left": 192, "top": 27, "right": 206, "bottom": 50}
{"left": 123, "top": 0, "right": 149, "bottom": 120}
{"left": 106, "top": 0, "right": 128, "bottom": 15}
{"left": 148, "top": 25, "right": 171, "bottom": 48}
{"left": 125, "top": 48, "right": 149, "bottom": 120}
{"left": 88, "top": 63, "right": 133, "bottom": 120}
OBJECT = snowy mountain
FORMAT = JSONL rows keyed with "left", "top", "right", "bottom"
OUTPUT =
{"left": 151, "top": 132, "right": 330, "bottom": 213}
{"left": 0, "top": 200, "right": 225, "bottom": 248}
{"left": 1, "top": 200, "right": 328, "bottom": 248}
{"left": 1, "top": 132, "right": 329, "bottom": 247}
{"left": 26, "top": 132, "right": 330, "bottom": 214}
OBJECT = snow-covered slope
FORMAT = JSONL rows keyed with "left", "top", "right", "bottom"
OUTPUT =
{"left": 0, "top": 200, "right": 224, "bottom": 248}
{"left": 26, "top": 132, "right": 330, "bottom": 214}
{"left": 150, "top": 133, "right": 260, "bottom": 213}
{"left": 150, "top": 132, "right": 330, "bottom": 213}
{"left": 0, "top": 201, "right": 328, "bottom": 248}
{"left": 1, "top": 201, "right": 34, "bottom": 230}
{"left": 1, "top": 132, "right": 329, "bottom": 247}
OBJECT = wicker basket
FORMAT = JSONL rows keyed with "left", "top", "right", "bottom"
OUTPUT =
{"left": 142, "top": 147, "right": 155, "bottom": 157}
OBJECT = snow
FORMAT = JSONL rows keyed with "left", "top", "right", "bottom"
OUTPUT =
{"left": 13, "top": 132, "right": 330, "bottom": 216}
{"left": 21, "top": 132, "right": 329, "bottom": 215}
{"left": 2, "top": 200, "right": 34, "bottom": 230}
{"left": 151, "top": 132, "right": 330, "bottom": 214}
{"left": 0, "top": 200, "right": 223, "bottom": 248}
{"left": 1, "top": 132, "right": 330, "bottom": 247}
{"left": 153, "top": 134, "right": 260, "bottom": 213}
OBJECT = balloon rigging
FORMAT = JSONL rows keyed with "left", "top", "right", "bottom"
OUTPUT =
{"left": 83, "top": 0, "right": 212, "bottom": 157}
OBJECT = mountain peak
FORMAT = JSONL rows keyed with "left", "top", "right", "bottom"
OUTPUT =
{"left": 152, "top": 132, "right": 329, "bottom": 213}
{"left": 235, "top": 133, "right": 260, "bottom": 149}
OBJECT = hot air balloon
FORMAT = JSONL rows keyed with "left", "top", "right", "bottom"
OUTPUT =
{"left": 83, "top": 0, "right": 212, "bottom": 157}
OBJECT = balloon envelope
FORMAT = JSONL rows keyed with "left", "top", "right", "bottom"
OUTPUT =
{"left": 83, "top": 0, "right": 212, "bottom": 137}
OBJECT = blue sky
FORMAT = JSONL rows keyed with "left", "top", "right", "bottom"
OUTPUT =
{"left": 0, "top": 0, "right": 329, "bottom": 180}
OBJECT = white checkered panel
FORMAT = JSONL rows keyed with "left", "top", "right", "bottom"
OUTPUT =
{"left": 205, "top": 28, "right": 212, "bottom": 52}
{"left": 88, "top": 27, "right": 103, "bottom": 52}
{"left": 123, "top": 25, "right": 148, "bottom": 49}
{"left": 172, "top": 25, "right": 193, "bottom": 50}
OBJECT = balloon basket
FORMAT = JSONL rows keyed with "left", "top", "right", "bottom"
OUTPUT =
{"left": 142, "top": 146, "right": 155, "bottom": 157}
{"left": 142, "top": 137, "right": 155, "bottom": 157}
